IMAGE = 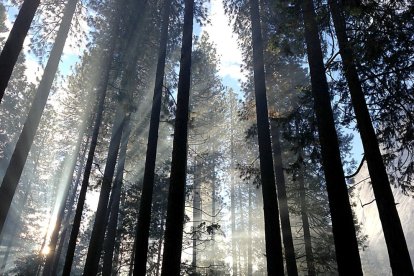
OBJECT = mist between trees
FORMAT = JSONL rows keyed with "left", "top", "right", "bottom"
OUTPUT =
{"left": 0, "top": 0, "right": 413, "bottom": 275}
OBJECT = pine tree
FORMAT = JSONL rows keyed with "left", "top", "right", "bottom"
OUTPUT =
{"left": 300, "top": 0, "right": 362, "bottom": 273}
{"left": 133, "top": 0, "right": 172, "bottom": 273}
{"left": 160, "top": 0, "right": 194, "bottom": 273}
{"left": 0, "top": 0, "right": 79, "bottom": 234}
{"left": 328, "top": 0, "right": 413, "bottom": 273}
{"left": 249, "top": 0, "right": 284, "bottom": 273}
{"left": 0, "top": 0, "right": 40, "bottom": 102}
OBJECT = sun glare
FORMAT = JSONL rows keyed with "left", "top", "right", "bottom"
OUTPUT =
{"left": 41, "top": 246, "right": 51, "bottom": 256}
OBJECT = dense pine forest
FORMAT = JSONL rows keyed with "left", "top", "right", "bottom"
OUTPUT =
{"left": 0, "top": 0, "right": 412, "bottom": 275}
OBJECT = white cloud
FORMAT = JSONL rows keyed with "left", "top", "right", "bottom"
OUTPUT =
{"left": 201, "top": 0, "right": 246, "bottom": 85}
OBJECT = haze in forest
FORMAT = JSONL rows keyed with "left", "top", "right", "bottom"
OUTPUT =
{"left": 0, "top": 0, "right": 412, "bottom": 275}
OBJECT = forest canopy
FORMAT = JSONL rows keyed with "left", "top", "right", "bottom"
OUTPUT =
{"left": 0, "top": 0, "right": 412, "bottom": 275}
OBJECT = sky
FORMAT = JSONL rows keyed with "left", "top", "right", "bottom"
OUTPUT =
{"left": 200, "top": 0, "right": 245, "bottom": 94}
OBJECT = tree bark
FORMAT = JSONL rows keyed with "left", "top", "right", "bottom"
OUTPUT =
{"left": 160, "top": 0, "right": 194, "bottom": 274}
{"left": 82, "top": 107, "right": 127, "bottom": 275}
{"left": 249, "top": 0, "right": 284, "bottom": 274}
{"left": 297, "top": 155, "right": 316, "bottom": 276}
{"left": 229, "top": 95, "right": 237, "bottom": 276}
{"left": 0, "top": 0, "right": 40, "bottom": 102}
{"left": 192, "top": 159, "right": 201, "bottom": 272}
{"left": 61, "top": 8, "right": 120, "bottom": 274}
{"left": 42, "top": 124, "right": 87, "bottom": 276}
{"left": 50, "top": 131, "right": 90, "bottom": 276}
{"left": 102, "top": 114, "right": 131, "bottom": 276}
{"left": 328, "top": 0, "right": 413, "bottom": 274}
{"left": 270, "top": 121, "right": 298, "bottom": 276}
{"left": 133, "top": 0, "right": 171, "bottom": 273}
{"left": 247, "top": 183, "right": 253, "bottom": 276}
{"left": 301, "top": 0, "right": 363, "bottom": 274}
{"left": 0, "top": 0, "right": 78, "bottom": 234}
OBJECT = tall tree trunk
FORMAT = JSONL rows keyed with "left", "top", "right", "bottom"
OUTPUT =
{"left": 102, "top": 114, "right": 131, "bottom": 276}
{"left": 155, "top": 212, "right": 165, "bottom": 276}
{"left": 300, "top": 0, "right": 363, "bottom": 274}
{"left": 297, "top": 154, "right": 315, "bottom": 276}
{"left": 0, "top": 135, "right": 44, "bottom": 272}
{"left": 42, "top": 121, "right": 88, "bottom": 276}
{"left": 270, "top": 120, "right": 298, "bottom": 276}
{"left": 247, "top": 183, "right": 253, "bottom": 276}
{"left": 328, "top": 0, "right": 413, "bottom": 274}
{"left": 129, "top": 237, "right": 136, "bottom": 276}
{"left": 112, "top": 191, "right": 125, "bottom": 274}
{"left": 0, "top": 0, "right": 78, "bottom": 234}
{"left": 133, "top": 0, "right": 172, "bottom": 273}
{"left": 249, "top": 0, "right": 284, "bottom": 274}
{"left": 83, "top": 107, "right": 127, "bottom": 275}
{"left": 62, "top": 8, "right": 120, "bottom": 274}
{"left": 160, "top": 0, "right": 194, "bottom": 274}
{"left": 0, "top": 0, "right": 40, "bottom": 102}
{"left": 230, "top": 96, "right": 237, "bottom": 276}
{"left": 192, "top": 159, "right": 202, "bottom": 271}
{"left": 238, "top": 180, "right": 246, "bottom": 274}
{"left": 210, "top": 156, "right": 216, "bottom": 267}
{"left": 51, "top": 131, "right": 90, "bottom": 275}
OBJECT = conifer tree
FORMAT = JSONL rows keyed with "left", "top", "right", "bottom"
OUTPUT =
{"left": 300, "top": 0, "right": 362, "bottom": 273}
{"left": 0, "top": 0, "right": 79, "bottom": 234}
{"left": 0, "top": 0, "right": 39, "bottom": 102}
{"left": 160, "top": 0, "right": 194, "bottom": 274}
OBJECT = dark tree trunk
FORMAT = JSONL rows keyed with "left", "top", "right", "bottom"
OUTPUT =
{"left": 82, "top": 108, "right": 127, "bottom": 275}
{"left": 62, "top": 9, "right": 120, "bottom": 274}
{"left": 112, "top": 191, "right": 125, "bottom": 273}
{"left": 102, "top": 114, "right": 131, "bottom": 276}
{"left": 270, "top": 121, "right": 298, "bottom": 276}
{"left": 160, "top": 0, "right": 194, "bottom": 274}
{"left": 328, "top": 0, "right": 413, "bottom": 274}
{"left": 0, "top": 0, "right": 78, "bottom": 234}
{"left": 297, "top": 155, "right": 316, "bottom": 276}
{"left": 133, "top": 0, "right": 171, "bottom": 273}
{"left": 249, "top": 0, "right": 284, "bottom": 274}
{"left": 301, "top": 0, "right": 363, "bottom": 274}
{"left": 0, "top": 0, "right": 40, "bottom": 102}
{"left": 42, "top": 126, "right": 86, "bottom": 276}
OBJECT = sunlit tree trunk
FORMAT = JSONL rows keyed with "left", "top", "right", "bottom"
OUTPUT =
{"left": 0, "top": 0, "right": 78, "bottom": 234}
{"left": 210, "top": 156, "right": 216, "bottom": 266}
{"left": 238, "top": 180, "right": 246, "bottom": 273}
{"left": 155, "top": 212, "right": 164, "bottom": 276}
{"left": 297, "top": 153, "right": 315, "bottom": 276}
{"left": 0, "top": 132, "right": 45, "bottom": 272}
{"left": 112, "top": 190, "right": 125, "bottom": 274}
{"left": 62, "top": 9, "right": 120, "bottom": 274}
{"left": 102, "top": 114, "right": 131, "bottom": 276}
{"left": 0, "top": 0, "right": 39, "bottom": 102}
{"left": 301, "top": 0, "right": 362, "bottom": 273}
{"left": 270, "top": 120, "right": 298, "bottom": 276}
{"left": 192, "top": 159, "right": 201, "bottom": 272}
{"left": 249, "top": 0, "right": 284, "bottom": 273}
{"left": 51, "top": 133, "right": 90, "bottom": 275}
{"left": 160, "top": 0, "right": 194, "bottom": 274}
{"left": 247, "top": 183, "right": 253, "bottom": 276}
{"left": 42, "top": 125, "right": 87, "bottom": 276}
{"left": 229, "top": 94, "right": 238, "bottom": 276}
{"left": 133, "top": 0, "right": 171, "bottom": 273}
{"left": 83, "top": 107, "right": 128, "bottom": 275}
{"left": 328, "top": 0, "right": 413, "bottom": 273}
